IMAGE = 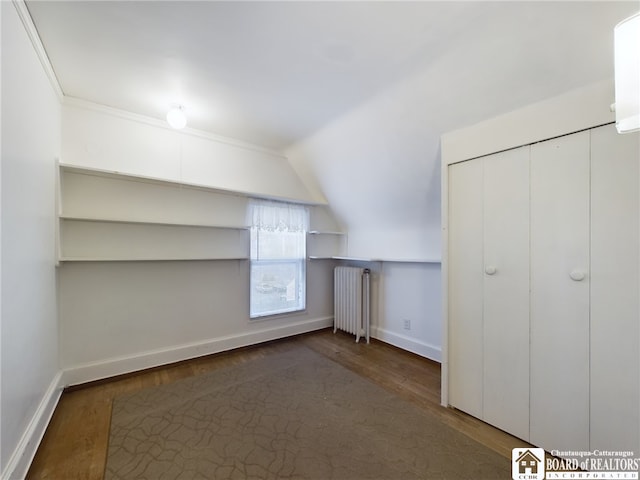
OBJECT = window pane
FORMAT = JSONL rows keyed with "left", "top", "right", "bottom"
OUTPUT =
{"left": 250, "top": 260, "right": 305, "bottom": 317}
{"left": 248, "top": 199, "right": 307, "bottom": 318}
{"left": 250, "top": 230, "right": 306, "bottom": 260}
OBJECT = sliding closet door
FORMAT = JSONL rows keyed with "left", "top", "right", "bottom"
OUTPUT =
{"left": 448, "top": 160, "right": 483, "bottom": 418}
{"left": 590, "top": 125, "right": 640, "bottom": 453}
{"left": 530, "top": 131, "right": 590, "bottom": 452}
{"left": 482, "top": 147, "right": 530, "bottom": 441}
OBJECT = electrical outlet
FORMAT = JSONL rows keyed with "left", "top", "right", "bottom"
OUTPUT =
{"left": 403, "top": 319, "right": 411, "bottom": 330}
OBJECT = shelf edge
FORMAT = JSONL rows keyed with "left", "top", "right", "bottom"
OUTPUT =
{"left": 60, "top": 163, "right": 328, "bottom": 206}
{"left": 59, "top": 216, "right": 250, "bottom": 230}
{"left": 58, "top": 257, "right": 250, "bottom": 263}
{"left": 331, "top": 256, "right": 441, "bottom": 264}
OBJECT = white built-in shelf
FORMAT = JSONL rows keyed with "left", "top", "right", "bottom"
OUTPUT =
{"left": 59, "top": 215, "right": 249, "bottom": 230}
{"left": 307, "top": 230, "right": 345, "bottom": 235}
{"left": 306, "top": 230, "right": 347, "bottom": 259}
{"left": 57, "top": 164, "right": 253, "bottom": 263}
{"left": 59, "top": 256, "right": 249, "bottom": 262}
{"left": 330, "top": 256, "right": 441, "bottom": 264}
{"left": 57, "top": 163, "right": 346, "bottom": 263}
{"left": 59, "top": 163, "right": 325, "bottom": 205}
{"left": 58, "top": 219, "right": 249, "bottom": 263}
{"left": 61, "top": 163, "right": 184, "bottom": 187}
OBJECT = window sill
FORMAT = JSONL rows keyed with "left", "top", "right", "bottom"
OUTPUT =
{"left": 249, "top": 308, "right": 307, "bottom": 322}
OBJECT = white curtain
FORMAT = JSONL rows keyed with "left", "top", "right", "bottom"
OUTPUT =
{"left": 248, "top": 199, "right": 309, "bottom": 261}
{"left": 248, "top": 199, "right": 309, "bottom": 233}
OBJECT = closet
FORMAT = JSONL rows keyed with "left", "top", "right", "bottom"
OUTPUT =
{"left": 449, "top": 146, "right": 530, "bottom": 440}
{"left": 447, "top": 123, "right": 639, "bottom": 454}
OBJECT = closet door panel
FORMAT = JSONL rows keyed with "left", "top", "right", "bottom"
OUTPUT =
{"left": 448, "top": 160, "right": 484, "bottom": 418}
{"left": 483, "top": 147, "right": 530, "bottom": 441}
{"left": 530, "top": 131, "right": 590, "bottom": 452}
{"left": 590, "top": 125, "right": 639, "bottom": 452}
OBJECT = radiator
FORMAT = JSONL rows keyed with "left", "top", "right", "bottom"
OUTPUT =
{"left": 334, "top": 266, "right": 370, "bottom": 343}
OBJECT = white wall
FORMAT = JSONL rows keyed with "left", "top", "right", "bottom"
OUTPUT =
{"left": 284, "top": 53, "right": 448, "bottom": 360}
{"left": 374, "top": 262, "right": 441, "bottom": 361}
{"left": 1, "top": 2, "right": 62, "bottom": 478}
{"left": 285, "top": 80, "right": 442, "bottom": 261}
{"left": 59, "top": 258, "right": 335, "bottom": 384}
{"left": 62, "top": 99, "right": 325, "bottom": 205}
{"left": 441, "top": 79, "right": 616, "bottom": 165}
{"left": 56, "top": 107, "right": 339, "bottom": 385}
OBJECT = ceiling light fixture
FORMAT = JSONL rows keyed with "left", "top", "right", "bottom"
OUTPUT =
{"left": 613, "top": 11, "right": 640, "bottom": 134}
{"left": 166, "top": 105, "right": 187, "bottom": 130}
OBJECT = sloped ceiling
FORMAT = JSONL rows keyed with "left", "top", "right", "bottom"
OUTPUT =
{"left": 281, "top": 1, "right": 638, "bottom": 258}
{"left": 26, "top": 1, "right": 635, "bottom": 150}
{"left": 25, "top": 1, "right": 638, "bottom": 257}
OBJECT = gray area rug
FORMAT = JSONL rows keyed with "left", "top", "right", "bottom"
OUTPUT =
{"left": 105, "top": 346, "right": 509, "bottom": 479}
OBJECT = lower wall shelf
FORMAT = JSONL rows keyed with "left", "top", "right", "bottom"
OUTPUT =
{"left": 59, "top": 218, "right": 250, "bottom": 262}
{"left": 312, "top": 256, "right": 441, "bottom": 264}
{"left": 59, "top": 257, "right": 249, "bottom": 262}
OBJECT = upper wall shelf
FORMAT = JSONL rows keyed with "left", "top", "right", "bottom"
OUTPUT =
{"left": 57, "top": 164, "right": 252, "bottom": 263}
{"left": 59, "top": 215, "right": 249, "bottom": 230}
{"left": 306, "top": 230, "right": 347, "bottom": 259}
{"left": 57, "top": 163, "right": 344, "bottom": 264}
{"left": 59, "top": 163, "right": 325, "bottom": 206}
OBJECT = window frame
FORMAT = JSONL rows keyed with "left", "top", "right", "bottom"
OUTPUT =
{"left": 248, "top": 200, "right": 308, "bottom": 319}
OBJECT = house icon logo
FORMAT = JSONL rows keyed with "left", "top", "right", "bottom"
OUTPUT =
{"left": 512, "top": 448, "right": 545, "bottom": 480}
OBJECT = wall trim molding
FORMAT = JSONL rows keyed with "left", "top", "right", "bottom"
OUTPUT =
{"left": 1, "top": 371, "right": 64, "bottom": 480}
{"left": 372, "top": 326, "right": 441, "bottom": 363}
{"left": 11, "top": 0, "right": 64, "bottom": 101}
{"left": 62, "top": 316, "right": 333, "bottom": 387}
{"left": 10, "top": 0, "right": 287, "bottom": 160}
{"left": 62, "top": 96, "right": 287, "bottom": 159}
{"left": 12, "top": 0, "right": 288, "bottom": 160}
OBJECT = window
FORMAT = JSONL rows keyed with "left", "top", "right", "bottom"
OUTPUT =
{"left": 248, "top": 199, "right": 308, "bottom": 318}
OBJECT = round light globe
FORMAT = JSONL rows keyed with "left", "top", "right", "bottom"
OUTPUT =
{"left": 166, "top": 106, "right": 187, "bottom": 129}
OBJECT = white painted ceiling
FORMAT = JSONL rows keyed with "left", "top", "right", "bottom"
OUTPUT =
{"left": 26, "top": 1, "right": 638, "bottom": 151}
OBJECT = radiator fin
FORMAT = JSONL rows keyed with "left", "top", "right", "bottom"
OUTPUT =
{"left": 334, "top": 266, "right": 370, "bottom": 343}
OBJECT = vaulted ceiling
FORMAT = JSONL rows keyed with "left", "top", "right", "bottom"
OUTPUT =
{"left": 26, "top": 1, "right": 637, "bottom": 151}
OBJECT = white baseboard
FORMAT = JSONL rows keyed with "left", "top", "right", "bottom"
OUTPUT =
{"left": 1, "top": 371, "right": 64, "bottom": 480}
{"left": 371, "top": 326, "right": 442, "bottom": 363}
{"left": 0, "top": 319, "right": 433, "bottom": 480}
{"left": 62, "top": 316, "right": 333, "bottom": 386}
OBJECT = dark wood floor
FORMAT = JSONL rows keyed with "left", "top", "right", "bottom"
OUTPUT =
{"left": 27, "top": 328, "right": 528, "bottom": 479}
